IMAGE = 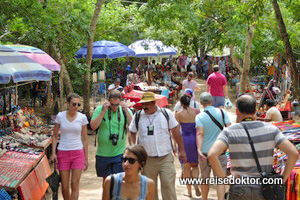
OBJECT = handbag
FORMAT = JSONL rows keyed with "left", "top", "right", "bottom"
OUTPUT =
{"left": 241, "top": 123, "right": 285, "bottom": 200}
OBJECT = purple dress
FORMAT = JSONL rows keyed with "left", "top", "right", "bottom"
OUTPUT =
{"left": 179, "top": 122, "right": 198, "bottom": 164}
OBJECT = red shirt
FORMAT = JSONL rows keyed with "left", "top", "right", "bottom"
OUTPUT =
{"left": 207, "top": 72, "right": 227, "bottom": 97}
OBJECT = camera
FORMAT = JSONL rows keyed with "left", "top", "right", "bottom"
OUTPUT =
{"left": 109, "top": 133, "right": 119, "bottom": 146}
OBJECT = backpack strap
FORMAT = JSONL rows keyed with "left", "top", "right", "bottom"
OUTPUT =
{"left": 161, "top": 108, "right": 170, "bottom": 132}
{"left": 204, "top": 110, "right": 224, "bottom": 131}
{"left": 161, "top": 108, "right": 174, "bottom": 151}
{"left": 121, "top": 107, "right": 127, "bottom": 140}
{"left": 95, "top": 106, "right": 103, "bottom": 147}
{"left": 135, "top": 110, "right": 142, "bottom": 131}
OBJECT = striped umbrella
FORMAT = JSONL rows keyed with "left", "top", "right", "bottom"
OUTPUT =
{"left": 0, "top": 45, "right": 52, "bottom": 84}
{"left": 5, "top": 44, "right": 60, "bottom": 72}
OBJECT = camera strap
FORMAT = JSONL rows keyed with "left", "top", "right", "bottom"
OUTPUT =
{"left": 108, "top": 107, "right": 121, "bottom": 138}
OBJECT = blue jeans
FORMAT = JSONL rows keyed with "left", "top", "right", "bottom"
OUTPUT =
{"left": 204, "top": 70, "right": 208, "bottom": 80}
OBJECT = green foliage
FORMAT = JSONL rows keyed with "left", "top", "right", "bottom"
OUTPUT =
{"left": 1, "top": 0, "right": 299, "bottom": 95}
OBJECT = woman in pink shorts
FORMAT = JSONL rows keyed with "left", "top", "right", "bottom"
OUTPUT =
{"left": 50, "top": 93, "right": 88, "bottom": 200}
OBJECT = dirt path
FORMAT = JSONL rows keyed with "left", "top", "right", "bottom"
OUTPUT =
{"left": 46, "top": 78, "right": 238, "bottom": 200}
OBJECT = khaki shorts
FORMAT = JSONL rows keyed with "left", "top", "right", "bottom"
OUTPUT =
{"left": 200, "top": 154, "right": 227, "bottom": 178}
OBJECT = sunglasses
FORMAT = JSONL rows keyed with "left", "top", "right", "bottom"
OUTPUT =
{"left": 110, "top": 103, "right": 119, "bottom": 107}
{"left": 121, "top": 157, "right": 139, "bottom": 164}
{"left": 72, "top": 103, "right": 81, "bottom": 107}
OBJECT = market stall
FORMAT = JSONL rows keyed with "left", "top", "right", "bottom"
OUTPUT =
{"left": 0, "top": 107, "right": 53, "bottom": 199}
{"left": 271, "top": 120, "right": 300, "bottom": 200}
{"left": 0, "top": 45, "right": 58, "bottom": 199}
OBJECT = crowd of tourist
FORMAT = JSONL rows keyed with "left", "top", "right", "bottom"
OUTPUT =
{"left": 50, "top": 53, "right": 298, "bottom": 200}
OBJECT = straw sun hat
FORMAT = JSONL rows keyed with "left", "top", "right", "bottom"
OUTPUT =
{"left": 138, "top": 92, "right": 158, "bottom": 103}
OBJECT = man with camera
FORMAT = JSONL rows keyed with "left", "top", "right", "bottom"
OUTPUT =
{"left": 90, "top": 90, "right": 133, "bottom": 181}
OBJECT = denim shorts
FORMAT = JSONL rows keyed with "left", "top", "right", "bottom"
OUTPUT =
{"left": 95, "top": 154, "right": 124, "bottom": 178}
{"left": 212, "top": 96, "right": 225, "bottom": 108}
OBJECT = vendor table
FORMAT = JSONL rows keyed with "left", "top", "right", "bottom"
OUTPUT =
{"left": 123, "top": 90, "right": 168, "bottom": 108}
{"left": 33, "top": 138, "right": 52, "bottom": 159}
{"left": 0, "top": 152, "right": 51, "bottom": 199}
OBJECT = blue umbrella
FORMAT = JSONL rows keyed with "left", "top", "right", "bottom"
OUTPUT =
{"left": 0, "top": 45, "right": 51, "bottom": 84}
{"left": 76, "top": 40, "right": 135, "bottom": 99}
{"left": 75, "top": 40, "right": 135, "bottom": 59}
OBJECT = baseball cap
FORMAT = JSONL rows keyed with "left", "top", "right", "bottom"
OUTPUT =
{"left": 199, "top": 92, "right": 213, "bottom": 104}
{"left": 184, "top": 88, "right": 193, "bottom": 96}
{"left": 115, "top": 78, "right": 121, "bottom": 82}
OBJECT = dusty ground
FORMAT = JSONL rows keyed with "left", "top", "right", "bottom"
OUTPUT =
{"left": 45, "top": 79, "right": 239, "bottom": 200}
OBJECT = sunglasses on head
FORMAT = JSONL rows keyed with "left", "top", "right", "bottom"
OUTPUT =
{"left": 121, "top": 157, "right": 139, "bottom": 164}
{"left": 110, "top": 103, "right": 119, "bottom": 107}
{"left": 72, "top": 103, "right": 81, "bottom": 107}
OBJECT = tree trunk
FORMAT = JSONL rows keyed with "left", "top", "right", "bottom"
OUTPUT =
{"left": 272, "top": 0, "right": 299, "bottom": 99}
{"left": 49, "top": 44, "right": 73, "bottom": 96}
{"left": 83, "top": 0, "right": 105, "bottom": 117}
{"left": 46, "top": 81, "right": 51, "bottom": 108}
{"left": 61, "top": 53, "right": 74, "bottom": 95}
{"left": 229, "top": 45, "right": 242, "bottom": 72}
{"left": 240, "top": 24, "right": 256, "bottom": 93}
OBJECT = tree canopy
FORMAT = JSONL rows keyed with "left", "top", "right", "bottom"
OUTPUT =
{"left": 1, "top": 0, "right": 299, "bottom": 111}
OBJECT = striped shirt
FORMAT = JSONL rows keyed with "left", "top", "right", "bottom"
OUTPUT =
{"left": 217, "top": 121, "right": 286, "bottom": 178}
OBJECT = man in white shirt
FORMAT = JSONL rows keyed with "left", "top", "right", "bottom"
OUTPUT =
{"left": 129, "top": 92, "right": 187, "bottom": 200}
{"left": 258, "top": 99, "right": 283, "bottom": 122}
{"left": 174, "top": 88, "right": 200, "bottom": 112}
{"left": 107, "top": 78, "right": 125, "bottom": 94}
